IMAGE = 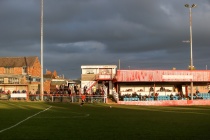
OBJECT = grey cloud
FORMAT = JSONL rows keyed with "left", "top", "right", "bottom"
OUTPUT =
{"left": 0, "top": 0, "right": 210, "bottom": 79}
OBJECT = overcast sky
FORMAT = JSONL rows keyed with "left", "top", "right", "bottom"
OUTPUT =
{"left": 0, "top": 0, "right": 210, "bottom": 79}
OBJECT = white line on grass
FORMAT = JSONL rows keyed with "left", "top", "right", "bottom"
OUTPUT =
{"left": 0, "top": 106, "right": 52, "bottom": 133}
{"left": 35, "top": 113, "right": 90, "bottom": 119}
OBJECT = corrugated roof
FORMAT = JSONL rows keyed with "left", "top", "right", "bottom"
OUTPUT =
{"left": 116, "top": 70, "right": 210, "bottom": 82}
{"left": 0, "top": 56, "right": 38, "bottom": 67}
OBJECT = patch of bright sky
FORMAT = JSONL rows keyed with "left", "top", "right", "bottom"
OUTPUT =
{"left": 159, "top": 3, "right": 183, "bottom": 25}
{"left": 57, "top": 41, "right": 106, "bottom": 52}
{"left": 160, "top": 4, "right": 172, "bottom": 16}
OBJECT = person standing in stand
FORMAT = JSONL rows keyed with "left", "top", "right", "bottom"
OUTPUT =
{"left": 83, "top": 85, "right": 87, "bottom": 94}
{"left": 74, "top": 84, "right": 77, "bottom": 94}
{"left": 31, "top": 89, "right": 36, "bottom": 101}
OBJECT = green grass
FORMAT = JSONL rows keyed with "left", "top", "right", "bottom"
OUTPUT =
{"left": 0, "top": 101, "right": 210, "bottom": 140}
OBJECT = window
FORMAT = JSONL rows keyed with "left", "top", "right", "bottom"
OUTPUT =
{"left": 36, "top": 78, "right": 41, "bottom": 82}
{"left": 22, "top": 66, "right": 27, "bottom": 74}
{"left": 4, "top": 67, "right": 14, "bottom": 74}
{"left": 8, "top": 78, "right": 19, "bottom": 84}
{"left": 86, "top": 69, "right": 94, "bottom": 74}
{"left": 0, "top": 78, "right": 4, "bottom": 84}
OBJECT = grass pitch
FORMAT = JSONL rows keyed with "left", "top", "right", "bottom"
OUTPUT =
{"left": 0, "top": 101, "right": 210, "bottom": 140}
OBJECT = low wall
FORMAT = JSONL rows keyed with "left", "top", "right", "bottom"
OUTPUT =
{"left": 118, "top": 100, "right": 210, "bottom": 106}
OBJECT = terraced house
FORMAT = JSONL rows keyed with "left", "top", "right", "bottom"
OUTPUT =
{"left": 0, "top": 56, "right": 41, "bottom": 94}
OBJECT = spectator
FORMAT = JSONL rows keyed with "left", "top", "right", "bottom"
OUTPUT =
{"left": 149, "top": 87, "right": 154, "bottom": 92}
{"left": 132, "top": 92, "right": 138, "bottom": 97}
{"left": 68, "top": 88, "right": 71, "bottom": 95}
{"left": 178, "top": 95, "right": 182, "bottom": 100}
{"left": 74, "top": 84, "right": 78, "bottom": 94}
{"left": 160, "top": 86, "right": 164, "bottom": 91}
{"left": 92, "top": 86, "right": 96, "bottom": 95}
{"left": 30, "top": 89, "right": 35, "bottom": 101}
{"left": 44, "top": 91, "right": 49, "bottom": 101}
{"left": 138, "top": 93, "right": 142, "bottom": 101}
{"left": 83, "top": 85, "right": 87, "bottom": 94}
{"left": 154, "top": 93, "right": 159, "bottom": 100}
{"left": 96, "top": 88, "right": 100, "bottom": 96}
{"left": 142, "top": 94, "right": 147, "bottom": 101}
{"left": 170, "top": 93, "right": 174, "bottom": 100}
{"left": 100, "top": 86, "right": 105, "bottom": 95}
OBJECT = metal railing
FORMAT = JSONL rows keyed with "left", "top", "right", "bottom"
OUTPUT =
{"left": 51, "top": 94, "right": 107, "bottom": 103}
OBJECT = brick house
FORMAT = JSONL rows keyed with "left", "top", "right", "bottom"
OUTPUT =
{"left": 44, "top": 70, "right": 57, "bottom": 93}
{"left": 44, "top": 70, "right": 70, "bottom": 94}
{"left": 0, "top": 56, "right": 41, "bottom": 93}
{"left": 0, "top": 56, "right": 72, "bottom": 100}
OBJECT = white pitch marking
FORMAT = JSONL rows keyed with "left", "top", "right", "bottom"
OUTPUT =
{"left": 35, "top": 113, "right": 90, "bottom": 119}
{"left": 0, "top": 106, "right": 52, "bottom": 133}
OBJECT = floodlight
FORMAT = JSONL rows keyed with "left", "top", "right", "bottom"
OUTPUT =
{"left": 192, "top": 4, "right": 196, "bottom": 8}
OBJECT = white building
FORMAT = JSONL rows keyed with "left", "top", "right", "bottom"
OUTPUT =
{"left": 81, "top": 65, "right": 117, "bottom": 95}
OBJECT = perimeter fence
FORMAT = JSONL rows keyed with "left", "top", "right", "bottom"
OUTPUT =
{"left": 0, "top": 93, "right": 107, "bottom": 103}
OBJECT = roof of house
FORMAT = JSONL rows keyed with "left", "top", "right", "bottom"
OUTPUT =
{"left": 0, "top": 56, "right": 38, "bottom": 67}
{"left": 44, "top": 74, "right": 55, "bottom": 79}
{"left": 51, "top": 81, "right": 66, "bottom": 85}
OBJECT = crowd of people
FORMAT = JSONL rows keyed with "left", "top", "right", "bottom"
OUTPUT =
{"left": 43, "top": 84, "right": 106, "bottom": 103}
{"left": 80, "top": 85, "right": 106, "bottom": 104}
{"left": 119, "top": 90, "right": 210, "bottom": 101}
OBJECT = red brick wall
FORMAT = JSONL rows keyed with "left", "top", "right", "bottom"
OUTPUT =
{"left": 0, "top": 68, "right": 4, "bottom": 74}
{"left": 44, "top": 80, "right": 51, "bottom": 93}
{"left": 14, "top": 67, "right": 22, "bottom": 74}
{"left": 29, "top": 57, "right": 41, "bottom": 77}
{"left": 0, "top": 67, "right": 23, "bottom": 74}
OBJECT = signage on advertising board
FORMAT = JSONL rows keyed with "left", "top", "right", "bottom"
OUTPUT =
{"left": 162, "top": 75, "right": 193, "bottom": 80}
{"left": 99, "top": 75, "right": 111, "bottom": 79}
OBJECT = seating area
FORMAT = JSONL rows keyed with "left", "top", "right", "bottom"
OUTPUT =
{"left": 123, "top": 97, "right": 139, "bottom": 101}
{"left": 146, "top": 97, "right": 154, "bottom": 101}
{"left": 120, "top": 93, "right": 210, "bottom": 101}
{"left": 197, "top": 93, "right": 210, "bottom": 100}
{"left": 121, "top": 95, "right": 182, "bottom": 101}
{"left": 158, "top": 96, "right": 170, "bottom": 100}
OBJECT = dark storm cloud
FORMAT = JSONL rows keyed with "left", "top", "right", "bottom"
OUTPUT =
{"left": 0, "top": 0, "right": 210, "bottom": 79}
